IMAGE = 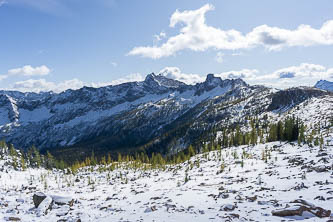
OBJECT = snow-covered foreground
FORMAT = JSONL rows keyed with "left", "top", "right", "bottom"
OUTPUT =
{"left": 1, "top": 140, "right": 333, "bottom": 221}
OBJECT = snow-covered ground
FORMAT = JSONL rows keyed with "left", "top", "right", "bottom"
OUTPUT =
{"left": 1, "top": 137, "right": 333, "bottom": 221}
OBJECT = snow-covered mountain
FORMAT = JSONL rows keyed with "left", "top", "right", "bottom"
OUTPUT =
{"left": 0, "top": 74, "right": 331, "bottom": 160}
{"left": 315, "top": 80, "right": 333, "bottom": 92}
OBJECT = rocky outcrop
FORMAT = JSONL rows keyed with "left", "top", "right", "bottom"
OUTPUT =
{"left": 272, "top": 199, "right": 331, "bottom": 218}
{"left": 267, "top": 87, "right": 328, "bottom": 112}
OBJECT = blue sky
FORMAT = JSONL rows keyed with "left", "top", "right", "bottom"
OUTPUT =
{"left": 1, "top": 0, "right": 333, "bottom": 92}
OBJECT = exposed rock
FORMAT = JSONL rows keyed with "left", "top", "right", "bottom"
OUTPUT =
{"left": 220, "top": 204, "right": 236, "bottom": 211}
{"left": 272, "top": 199, "right": 331, "bottom": 218}
{"left": 246, "top": 195, "right": 257, "bottom": 202}
{"left": 6, "top": 217, "right": 21, "bottom": 221}
{"left": 144, "top": 206, "right": 157, "bottom": 213}
{"left": 33, "top": 192, "right": 47, "bottom": 208}
{"left": 272, "top": 205, "right": 310, "bottom": 217}
{"left": 313, "top": 165, "right": 329, "bottom": 173}
{"left": 218, "top": 193, "right": 229, "bottom": 199}
{"left": 51, "top": 196, "right": 74, "bottom": 207}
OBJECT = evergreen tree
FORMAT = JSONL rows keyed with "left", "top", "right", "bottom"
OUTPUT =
{"left": 90, "top": 151, "right": 97, "bottom": 166}
{"left": 46, "top": 151, "right": 55, "bottom": 169}
{"left": 20, "top": 155, "right": 26, "bottom": 171}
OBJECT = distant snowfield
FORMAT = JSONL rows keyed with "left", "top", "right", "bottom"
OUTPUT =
{"left": 1, "top": 139, "right": 333, "bottom": 221}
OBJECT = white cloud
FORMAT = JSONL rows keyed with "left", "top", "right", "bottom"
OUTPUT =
{"left": 0, "top": 65, "right": 51, "bottom": 80}
{"left": 158, "top": 67, "right": 204, "bottom": 85}
{"left": 5, "top": 63, "right": 333, "bottom": 93}
{"left": 153, "top": 31, "right": 167, "bottom": 43}
{"left": 8, "top": 65, "right": 51, "bottom": 76}
{"left": 12, "top": 79, "right": 84, "bottom": 93}
{"left": 8, "top": 73, "right": 145, "bottom": 93}
{"left": 216, "top": 69, "right": 259, "bottom": 79}
{"left": 215, "top": 52, "right": 224, "bottom": 63}
{"left": 243, "top": 63, "right": 333, "bottom": 88}
{"left": 128, "top": 4, "right": 333, "bottom": 59}
{"left": 158, "top": 63, "right": 333, "bottom": 89}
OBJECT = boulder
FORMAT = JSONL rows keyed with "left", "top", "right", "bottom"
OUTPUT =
{"left": 272, "top": 205, "right": 308, "bottom": 217}
{"left": 272, "top": 199, "right": 331, "bottom": 218}
{"left": 33, "top": 192, "right": 47, "bottom": 208}
{"left": 37, "top": 196, "right": 53, "bottom": 216}
{"left": 51, "top": 196, "right": 74, "bottom": 207}
{"left": 246, "top": 195, "right": 257, "bottom": 202}
{"left": 218, "top": 193, "right": 229, "bottom": 199}
{"left": 313, "top": 165, "right": 329, "bottom": 173}
{"left": 220, "top": 204, "right": 236, "bottom": 211}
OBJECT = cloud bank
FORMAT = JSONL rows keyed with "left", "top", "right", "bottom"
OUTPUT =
{"left": 128, "top": 4, "right": 333, "bottom": 59}
{"left": 158, "top": 63, "right": 333, "bottom": 89}
{"left": 4, "top": 63, "right": 333, "bottom": 93}
{"left": 0, "top": 65, "right": 51, "bottom": 80}
{"left": 8, "top": 73, "right": 145, "bottom": 93}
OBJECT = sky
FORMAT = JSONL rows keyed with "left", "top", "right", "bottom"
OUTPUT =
{"left": 1, "top": 0, "right": 333, "bottom": 92}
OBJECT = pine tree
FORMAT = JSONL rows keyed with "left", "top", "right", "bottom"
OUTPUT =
{"left": 9, "top": 144, "right": 17, "bottom": 157}
{"left": 250, "top": 119, "right": 257, "bottom": 145}
{"left": 107, "top": 153, "right": 112, "bottom": 164}
{"left": 117, "top": 153, "right": 122, "bottom": 162}
{"left": 277, "top": 121, "right": 283, "bottom": 141}
{"left": 188, "top": 145, "right": 196, "bottom": 158}
{"left": 90, "top": 151, "right": 97, "bottom": 166}
{"left": 46, "top": 151, "right": 55, "bottom": 169}
{"left": 31, "top": 145, "right": 41, "bottom": 168}
{"left": 20, "top": 155, "right": 26, "bottom": 171}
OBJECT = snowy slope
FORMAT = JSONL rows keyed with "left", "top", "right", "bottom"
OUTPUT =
{"left": 0, "top": 137, "right": 332, "bottom": 221}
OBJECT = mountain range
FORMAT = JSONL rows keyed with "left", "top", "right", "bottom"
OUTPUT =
{"left": 0, "top": 74, "right": 332, "bottom": 161}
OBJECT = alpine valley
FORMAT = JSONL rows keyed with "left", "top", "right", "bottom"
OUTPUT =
{"left": 0, "top": 74, "right": 333, "bottom": 222}
{"left": 0, "top": 73, "right": 332, "bottom": 160}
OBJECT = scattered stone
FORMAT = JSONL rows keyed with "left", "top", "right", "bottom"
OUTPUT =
{"left": 218, "top": 193, "right": 229, "bottom": 199}
{"left": 246, "top": 195, "right": 257, "bottom": 202}
{"left": 6, "top": 217, "right": 21, "bottom": 221}
{"left": 220, "top": 204, "right": 236, "bottom": 211}
{"left": 144, "top": 206, "right": 157, "bottom": 213}
{"left": 316, "top": 152, "right": 328, "bottom": 157}
{"left": 314, "top": 196, "right": 325, "bottom": 201}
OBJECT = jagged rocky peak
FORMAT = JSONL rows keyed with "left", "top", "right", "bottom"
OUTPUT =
{"left": 205, "top": 73, "right": 247, "bottom": 87}
{"left": 144, "top": 72, "right": 187, "bottom": 89}
{"left": 315, "top": 80, "right": 333, "bottom": 92}
{"left": 205, "top": 73, "right": 222, "bottom": 86}
{"left": 196, "top": 74, "right": 247, "bottom": 94}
